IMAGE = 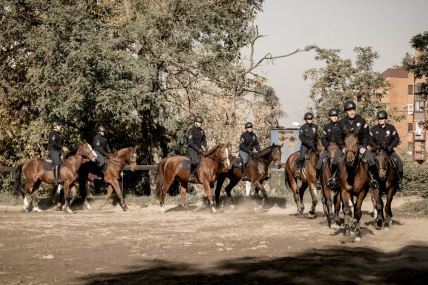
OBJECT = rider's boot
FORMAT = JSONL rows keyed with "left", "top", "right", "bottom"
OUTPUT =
{"left": 54, "top": 165, "right": 63, "bottom": 193}
{"left": 368, "top": 165, "right": 379, "bottom": 189}
{"left": 241, "top": 164, "right": 250, "bottom": 181}
{"left": 316, "top": 168, "right": 322, "bottom": 190}
{"left": 189, "top": 164, "right": 197, "bottom": 182}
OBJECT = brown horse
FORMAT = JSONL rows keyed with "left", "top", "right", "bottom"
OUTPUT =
{"left": 320, "top": 143, "right": 343, "bottom": 228}
{"left": 337, "top": 132, "right": 371, "bottom": 237}
{"left": 372, "top": 147, "right": 400, "bottom": 229}
{"left": 214, "top": 144, "right": 282, "bottom": 209}
{"left": 156, "top": 144, "right": 231, "bottom": 213}
{"left": 284, "top": 140, "right": 323, "bottom": 216}
{"left": 78, "top": 147, "right": 138, "bottom": 211}
{"left": 14, "top": 142, "right": 97, "bottom": 213}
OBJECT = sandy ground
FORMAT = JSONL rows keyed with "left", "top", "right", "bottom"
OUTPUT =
{"left": 0, "top": 194, "right": 427, "bottom": 285}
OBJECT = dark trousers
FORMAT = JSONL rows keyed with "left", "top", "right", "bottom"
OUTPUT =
{"left": 239, "top": 150, "right": 250, "bottom": 165}
{"left": 95, "top": 150, "right": 106, "bottom": 167}
{"left": 48, "top": 150, "right": 61, "bottom": 166}
{"left": 187, "top": 148, "right": 200, "bottom": 169}
{"left": 390, "top": 152, "right": 404, "bottom": 174}
{"left": 297, "top": 145, "right": 310, "bottom": 168}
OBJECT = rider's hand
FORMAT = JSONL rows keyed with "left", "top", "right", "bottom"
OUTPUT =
{"left": 62, "top": 146, "right": 69, "bottom": 152}
{"left": 359, "top": 147, "right": 366, "bottom": 154}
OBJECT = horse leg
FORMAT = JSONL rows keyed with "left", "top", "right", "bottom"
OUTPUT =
{"left": 99, "top": 185, "right": 114, "bottom": 210}
{"left": 179, "top": 182, "right": 189, "bottom": 209}
{"left": 111, "top": 180, "right": 128, "bottom": 211}
{"left": 323, "top": 186, "right": 334, "bottom": 228}
{"left": 372, "top": 186, "right": 384, "bottom": 229}
{"left": 22, "top": 181, "right": 34, "bottom": 212}
{"left": 215, "top": 175, "right": 226, "bottom": 207}
{"left": 63, "top": 182, "right": 75, "bottom": 214}
{"left": 30, "top": 180, "right": 42, "bottom": 212}
{"left": 308, "top": 183, "right": 318, "bottom": 217}
{"left": 352, "top": 190, "right": 368, "bottom": 240}
{"left": 385, "top": 187, "right": 395, "bottom": 228}
{"left": 66, "top": 184, "right": 79, "bottom": 212}
{"left": 297, "top": 182, "right": 307, "bottom": 214}
{"left": 253, "top": 181, "right": 268, "bottom": 209}
{"left": 341, "top": 190, "right": 352, "bottom": 236}
{"left": 333, "top": 191, "right": 341, "bottom": 226}
{"left": 202, "top": 181, "right": 216, "bottom": 213}
{"left": 159, "top": 178, "right": 174, "bottom": 213}
{"left": 225, "top": 177, "right": 240, "bottom": 208}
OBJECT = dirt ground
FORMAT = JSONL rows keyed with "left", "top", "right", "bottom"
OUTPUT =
{"left": 1, "top": 193, "right": 428, "bottom": 285}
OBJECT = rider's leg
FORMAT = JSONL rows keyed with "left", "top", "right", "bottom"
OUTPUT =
{"left": 188, "top": 148, "right": 200, "bottom": 181}
{"left": 392, "top": 152, "right": 404, "bottom": 190}
{"left": 50, "top": 150, "right": 63, "bottom": 192}
{"left": 316, "top": 150, "right": 326, "bottom": 189}
{"left": 239, "top": 150, "right": 250, "bottom": 181}
{"left": 295, "top": 145, "right": 308, "bottom": 179}
{"left": 327, "top": 148, "right": 341, "bottom": 188}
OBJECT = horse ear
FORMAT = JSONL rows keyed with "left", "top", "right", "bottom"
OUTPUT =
{"left": 135, "top": 145, "right": 140, "bottom": 151}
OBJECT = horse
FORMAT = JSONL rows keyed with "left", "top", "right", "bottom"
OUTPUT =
{"left": 156, "top": 144, "right": 231, "bottom": 213}
{"left": 337, "top": 132, "right": 371, "bottom": 237}
{"left": 284, "top": 140, "right": 323, "bottom": 216}
{"left": 214, "top": 143, "right": 282, "bottom": 209}
{"left": 78, "top": 147, "right": 138, "bottom": 211}
{"left": 14, "top": 142, "right": 97, "bottom": 213}
{"left": 320, "top": 143, "right": 343, "bottom": 228}
{"left": 372, "top": 147, "right": 400, "bottom": 228}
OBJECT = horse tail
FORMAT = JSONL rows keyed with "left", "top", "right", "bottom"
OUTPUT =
{"left": 14, "top": 164, "right": 24, "bottom": 197}
{"left": 155, "top": 158, "right": 167, "bottom": 198}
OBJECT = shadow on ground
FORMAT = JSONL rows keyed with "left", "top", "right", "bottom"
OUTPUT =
{"left": 80, "top": 244, "right": 428, "bottom": 285}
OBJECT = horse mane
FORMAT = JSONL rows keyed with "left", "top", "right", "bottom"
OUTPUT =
{"left": 203, "top": 144, "right": 226, "bottom": 157}
{"left": 253, "top": 144, "right": 281, "bottom": 158}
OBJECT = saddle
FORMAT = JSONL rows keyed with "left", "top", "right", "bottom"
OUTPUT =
{"left": 43, "top": 158, "right": 55, "bottom": 171}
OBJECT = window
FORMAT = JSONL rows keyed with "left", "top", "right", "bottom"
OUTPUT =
{"left": 407, "top": 104, "right": 414, "bottom": 115}
{"left": 415, "top": 100, "right": 425, "bottom": 112}
{"left": 407, "top": 142, "right": 413, "bottom": 155}
{"left": 415, "top": 121, "right": 425, "bottom": 137}
{"left": 415, "top": 83, "right": 422, "bottom": 94}
{"left": 408, "top": 85, "right": 414, "bottom": 95}
{"left": 408, "top": 123, "right": 413, "bottom": 132}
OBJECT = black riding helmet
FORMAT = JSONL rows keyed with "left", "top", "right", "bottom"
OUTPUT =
{"left": 343, "top": 100, "right": 356, "bottom": 111}
{"left": 328, "top": 108, "right": 339, "bottom": 117}
{"left": 245, "top": 122, "right": 253, "bottom": 129}
{"left": 194, "top": 116, "right": 203, "bottom": 123}
{"left": 304, "top": 112, "right": 314, "bottom": 120}
{"left": 377, "top": 110, "right": 388, "bottom": 120}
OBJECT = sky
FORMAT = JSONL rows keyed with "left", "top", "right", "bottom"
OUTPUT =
{"left": 247, "top": 0, "right": 428, "bottom": 127}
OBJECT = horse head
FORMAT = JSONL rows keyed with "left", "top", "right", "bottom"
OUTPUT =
{"left": 270, "top": 143, "right": 283, "bottom": 168}
{"left": 77, "top": 142, "right": 97, "bottom": 162}
{"left": 203, "top": 143, "right": 231, "bottom": 171}
{"left": 344, "top": 131, "right": 358, "bottom": 166}
{"left": 115, "top": 147, "right": 138, "bottom": 171}
{"left": 375, "top": 146, "right": 388, "bottom": 180}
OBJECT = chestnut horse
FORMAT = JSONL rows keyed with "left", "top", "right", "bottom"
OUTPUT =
{"left": 372, "top": 147, "right": 400, "bottom": 229}
{"left": 320, "top": 143, "right": 343, "bottom": 228}
{"left": 284, "top": 140, "right": 323, "bottom": 216}
{"left": 156, "top": 144, "right": 231, "bottom": 213}
{"left": 215, "top": 144, "right": 282, "bottom": 209}
{"left": 78, "top": 147, "right": 138, "bottom": 211}
{"left": 14, "top": 142, "right": 97, "bottom": 213}
{"left": 337, "top": 132, "right": 371, "bottom": 237}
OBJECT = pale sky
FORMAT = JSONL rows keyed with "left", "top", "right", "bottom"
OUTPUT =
{"left": 248, "top": 0, "right": 428, "bottom": 127}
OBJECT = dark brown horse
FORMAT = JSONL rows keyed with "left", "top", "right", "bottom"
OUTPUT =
{"left": 320, "top": 143, "right": 343, "bottom": 228}
{"left": 78, "top": 147, "right": 138, "bottom": 211}
{"left": 214, "top": 144, "right": 282, "bottom": 209}
{"left": 337, "top": 132, "right": 371, "bottom": 237}
{"left": 284, "top": 140, "right": 323, "bottom": 216}
{"left": 156, "top": 144, "right": 231, "bottom": 213}
{"left": 14, "top": 142, "right": 97, "bottom": 213}
{"left": 372, "top": 147, "right": 400, "bottom": 228}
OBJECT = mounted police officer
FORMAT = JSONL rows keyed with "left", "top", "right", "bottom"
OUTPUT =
{"left": 370, "top": 110, "right": 404, "bottom": 190}
{"left": 315, "top": 107, "right": 343, "bottom": 189}
{"left": 93, "top": 126, "right": 111, "bottom": 169}
{"left": 187, "top": 116, "right": 207, "bottom": 181}
{"left": 239, "top": 122, "right": 261, "bottom": 181}
{"left": 295, "top": 112, "right": 319, "bottom": 179}
{"left": 335, "top": 100, "right": 378, "bottom": 188}
{"left": 47, "top": 122, "right": 68, "bottom": 190}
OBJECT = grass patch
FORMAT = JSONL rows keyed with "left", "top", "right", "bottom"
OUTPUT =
{"left": 398, "top": 199, "right": 428, "bottom": 215}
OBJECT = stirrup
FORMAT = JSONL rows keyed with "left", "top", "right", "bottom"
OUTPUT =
{"left": 294, "top": 169, "right": 301, "bottom": 179}
{"left": 327, "top": 177, "right": 336, "bottom": 189}
{"left": 242, "top": 175, "right": 250, "bottom": 182}
{"left": 316, "top": 180, "right": 322, "bottom": 190}
{"left": 369, "top": 179, "right": 379, "bottom": 189}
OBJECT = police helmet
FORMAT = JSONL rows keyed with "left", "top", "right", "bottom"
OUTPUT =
{"left": 377, "top": 110, "right": 388, "bottom": 120}
{"left": 343, "top": 100, "right": 356, "bottom": 111}
{"left": 245, "top": 122, "right": 253, "bottom": 129}
{"left": 328, "top": 108, "right": 339, "bottom": 117}
{"left": 304, "top": 112, "right": 314, "bottom": 120}
{"left": 194, "top": 116, "right": 203, "bottom": 123}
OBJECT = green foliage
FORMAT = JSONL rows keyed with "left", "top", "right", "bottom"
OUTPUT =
{"left": 1, "top": 0, "right": 278, "bottom": 171}
{"left": 402, "top": 159, "right": 428, "bottom": 197}
{"left": 304, "top": 46, "right": 392, "bottom": 125}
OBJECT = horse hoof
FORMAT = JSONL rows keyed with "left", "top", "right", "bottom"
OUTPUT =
{"left": 33, "top": 207, "right": 43, "bottom": 213}
{"left": 229, "top": 204, "right": 236, "bottom": 210}
{"left": 160, "top": 207, "right": 166, "bottom": 213}
{"left": 344, "top": 229, "right": 351, "bottom": 236}
{"left": 65, "top": 207, "right": 73, "bottom": 214}
{"left": 331, "top": 223, "right": 339, "bottom": 230}
{"left": 354, "top": 237, "right": 361, "bottom": 242}
{"left": 308, "top": 211, "right": 315, "bottom": 218}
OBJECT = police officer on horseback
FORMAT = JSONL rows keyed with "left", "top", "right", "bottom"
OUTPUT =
{"left": 295, "top": 112, "right": 319, "bottom": 179}
{"left": 47, "top": 122, "right": 68, "bottom": 190}
{"left": 334, "top": 100, "right": 378, "bottom": 188}
{"left": 239, "top": 122, "right": 261, "bottom": 181}
{"left": 93, "top": 126, "right": 111, "bottom": 169}
{"left": 187, "top": 116, "right": 207, "bottom": 181}
{"left": 370, "top": 110, "right": 404, "bottom": 190}
{"left": 316, "top": 107, "right": 343, "bottom": 189}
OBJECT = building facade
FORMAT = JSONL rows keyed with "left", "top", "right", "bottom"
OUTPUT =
{"left": 382, "top": 66, "right": 427, "bottom": 162}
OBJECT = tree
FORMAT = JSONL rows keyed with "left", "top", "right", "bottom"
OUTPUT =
{"left": 304, "top": 46, "right": 393, "bottom": 125}
{"left": 403, "top": 31, "right": 428, "bottom": 129}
